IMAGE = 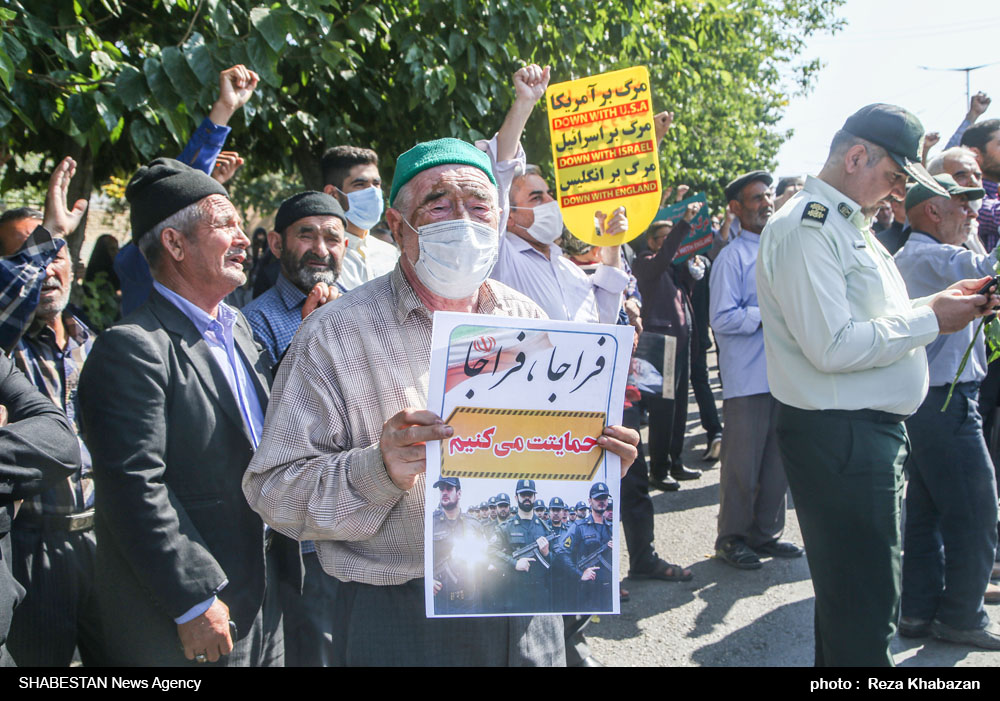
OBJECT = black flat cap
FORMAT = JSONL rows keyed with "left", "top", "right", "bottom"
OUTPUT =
{"left": 126, "top": 158, "right": 229, "bottom": 242}
{"left": 724, "top": 170, "right": 773, "bottom": 203}
{"left": 274, "top": 191, "right": 347, "bottom": 233}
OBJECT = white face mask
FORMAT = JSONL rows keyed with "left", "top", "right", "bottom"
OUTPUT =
{"left": 339, "top": 185, "right": 384, "bottom": 231}
{"left": 512, "top": 200, "right": 564, "bottom": 245}
{"left": 403, "top": 217, "right": 499, "bottom": 299}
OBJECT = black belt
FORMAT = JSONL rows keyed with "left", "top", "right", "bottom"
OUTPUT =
{"left": 18, "top": 509, "right": 95, "bottom": 533}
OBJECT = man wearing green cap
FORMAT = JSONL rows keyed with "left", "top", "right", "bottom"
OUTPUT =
{"left": 893, "top": 174, "right": 1000, "bottom": 649}
{"left": 757, "top": 104, "right": 998, "bottom": 666}
{"left": 243, "top": 137, "right": 639, "bottom": 666}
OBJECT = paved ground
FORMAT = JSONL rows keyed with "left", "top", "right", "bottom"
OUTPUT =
{"left": 586, "top": 352, "right": 1000, "bottom": 667}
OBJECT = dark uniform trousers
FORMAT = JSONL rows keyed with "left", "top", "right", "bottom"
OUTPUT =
{"left": 776, "top": 402, "right": 907, "bottom": 667}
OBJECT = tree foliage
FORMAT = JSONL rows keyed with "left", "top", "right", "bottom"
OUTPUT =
{"left": 0, "top": 0, "right": 843, "bottom": 251}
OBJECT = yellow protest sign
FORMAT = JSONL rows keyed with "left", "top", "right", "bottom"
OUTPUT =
{"left": 546, "top": 66, "right": 660, "bottom": 246}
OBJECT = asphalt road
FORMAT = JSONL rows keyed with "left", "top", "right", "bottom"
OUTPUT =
{"left": 586, "top": 352, "right": 1000, "bottom": 668}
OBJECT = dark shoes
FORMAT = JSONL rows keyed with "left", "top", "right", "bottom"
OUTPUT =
{"left": 572, "top": 656, "right": 606, "bottom": 667}
{"left": 930, "top": 620, "right": 1000, "bottom": 650}
{"left": 670, "top": 464, "right": 702, "bottom": 480}
{"left": 716, "top": 540, "right": 762, "bottom": 570}
{"left": 650, "top": 474, "right": 680, "bottom": 492}
{"left": 753, "top": 540, "right": 804, "bottom": 559}
{"left": 630, "top": 559, "right": 693, "bottom": 582}
{"left": 898, "top": 616, "right": 931, "bottom": 638}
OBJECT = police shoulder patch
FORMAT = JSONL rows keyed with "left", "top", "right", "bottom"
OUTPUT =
{"left": 563, "top": 535, "right": 572, "bottom": 549}
{"left": 802, "top": 201, "right": 828, "bottom": 226}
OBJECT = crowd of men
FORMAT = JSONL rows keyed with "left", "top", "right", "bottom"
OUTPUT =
{"left": 1, "top": 54, "right": 1000, "bottom": 669}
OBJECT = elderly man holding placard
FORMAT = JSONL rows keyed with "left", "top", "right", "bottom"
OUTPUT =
{"left": 243, "top": 137, "right": 638, "bottom": 667}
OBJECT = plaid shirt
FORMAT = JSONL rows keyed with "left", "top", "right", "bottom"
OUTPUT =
{"left": 978, "top": 179, "right": 1000, "bottom": 253}
{"left": 243, "top": 265, "right": 544, "bottom": 586}
{"left": 12, "top": 311, "right": 94, "bottom": 515}
{"left": 242, "top": 274, "right": 307, "bottom": 367}
{"left": 0, "top": 227, "right": 64, "bottom": 353}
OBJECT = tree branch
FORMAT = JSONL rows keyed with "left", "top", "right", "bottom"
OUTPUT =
{"left": 15, "top": 71, "right": 114, "bottom": 89}
{"left": 178, "top": 0, "right": 206, "bottom": 47}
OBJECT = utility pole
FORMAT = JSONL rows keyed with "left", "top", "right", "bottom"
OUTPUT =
{"left": 918, "top": 62, "right": 1000, "bottom": 107}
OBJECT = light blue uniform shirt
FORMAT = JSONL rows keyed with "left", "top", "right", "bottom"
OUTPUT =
{"left": 708, "top": 228, "right": 768, "bottom": 399}
{"left": 153, "top": 281, "right": 266, "bottom": 622}
{"left": 893, "top": 231, "right": 998, "bottom": 387}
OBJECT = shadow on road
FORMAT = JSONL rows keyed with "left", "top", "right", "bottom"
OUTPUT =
{"left": 690, "top": 598, "right": 815, "bottom": 666}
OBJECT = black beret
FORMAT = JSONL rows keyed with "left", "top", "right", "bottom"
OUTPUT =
{"left": 126, "top": 158, "right": 229, "bottom": 242}
{"left": 274, "top": 191, "right": 347, "bottom": 233}
{"left": 724, "top": 170, "right": 773, "bottom": 203}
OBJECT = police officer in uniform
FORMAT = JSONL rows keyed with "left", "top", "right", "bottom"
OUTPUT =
{"left": 548, "top": 497, "right": 570, "bottom": 536}
{"left": 533, "top": 499, "right": 549, "bottom": 530}
{"left": 491, "top": 479, "right": 553, "bottom": 613}
{"left": 481, "top": 492, "right": 514, "bottom": 614}
{"left": 556, "top": 483, "right": 615, "bottom": 613}
{"left": 431, "top": 477, "right": 487, "bottom": 615}
{"left": 757, "top": 103, "right": 998, "bottom": 664}
{"left": 487, "top": 496, "right": 499, "bottom": 527}
{"left": 494, "top": 493, "right": 513, "bottom": 528}
{"left": 575, "top": 502, "right": 589, "bottom": 522}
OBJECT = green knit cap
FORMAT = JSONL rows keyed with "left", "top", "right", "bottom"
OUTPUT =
{"left": 389, "top": 137, "right": 497, "bottom": 207}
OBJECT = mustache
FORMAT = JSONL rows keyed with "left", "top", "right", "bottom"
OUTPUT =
{"left": 300, "top": 251, "right": 338, "bottom": 269}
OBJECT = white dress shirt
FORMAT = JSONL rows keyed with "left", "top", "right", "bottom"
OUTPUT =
{"left": 491, "top": 231, "right": 628, "bottom": 323}
{"left": 339, "top": 232, "right": 399, "bottom": 291}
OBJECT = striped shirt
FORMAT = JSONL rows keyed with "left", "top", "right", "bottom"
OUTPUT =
{"left": 243, "top": 264, "right": 544, "bottom": 585}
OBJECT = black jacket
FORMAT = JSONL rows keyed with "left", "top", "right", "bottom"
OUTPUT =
{"left": 79, "top": 290, "right": 277, "bottom": 665}
{"left": 0, "top": 354, "right": 79, "bottom": 651}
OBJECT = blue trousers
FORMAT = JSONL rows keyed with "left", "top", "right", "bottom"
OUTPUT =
{"left": 902, "top": 383, "right": 998, "bottom": 630}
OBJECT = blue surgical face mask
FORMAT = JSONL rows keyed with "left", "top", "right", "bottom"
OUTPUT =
{"left": 339, "top": 185, "right": 384, "bottom": 231}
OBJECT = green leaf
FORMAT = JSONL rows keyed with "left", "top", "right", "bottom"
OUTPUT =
{"left": 183, "top": 35, "right": 216, "bottom": 85}
{"left": 129, "top": 119, "right": 159, "bottom": 159}
{"left": 0, "top": 101, "right": 11, "bottom": 128}
{"left": 161, "top": 46, "right": 201, "bottom": 98}
{"left": 2, "top": 34, "right": 26, "bottom": 65}
{"left": 93, "top": 92, "right": 120, "bottom": 134}
{"left": 247, "top": 36, "right": 280, "bottom": 88}
{"left": 115, "top": 64, "right": 148, "bottom": 110}
{"left": 144, "top": 57, "right": 180, "bottom": 111}
{"left": 287, "top": 0, "right": 331, "bottom": 33}
{"left": 0, "top": 8, "right": 16, "bottom": 21}
{"left": 160, "top": 107, "right": 187, "bottom": 147}
{"left": 212, "top": 1, "right": 238, "bottom": 38}
{"left": 0, "top": 47, "right": 13, "bottom": 91}
{"left": 251, "top": 6, "right": 290, "bottom": 53}
{"left": 91, "top": 50, "right": 116, "bottom": 75}
{"left": 109, "top": 115, "right": 125, "bottom": 144}
{"left": 67, "top": 93, "right": 96, "bottom": 133}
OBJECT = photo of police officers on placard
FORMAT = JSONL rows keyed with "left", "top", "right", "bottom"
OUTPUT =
{"left": 431, "top": 476, "right": 617, "bottom": 617}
